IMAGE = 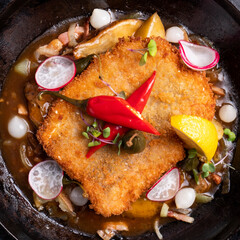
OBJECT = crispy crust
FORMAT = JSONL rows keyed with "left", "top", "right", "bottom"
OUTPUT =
{"left": 37, "top": 37, "right": 215, "bottom": 216}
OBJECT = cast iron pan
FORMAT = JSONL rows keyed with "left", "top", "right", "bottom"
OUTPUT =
{"left": 0, "top": 0, "right": 240, "bottom": 239}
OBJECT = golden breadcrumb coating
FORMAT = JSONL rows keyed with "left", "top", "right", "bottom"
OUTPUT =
{"left": 37, "top": 37, "right": 215, "bottom": 216}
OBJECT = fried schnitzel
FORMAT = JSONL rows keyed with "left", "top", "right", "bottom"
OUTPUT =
{"left": 37, "top": 37, "right": 215, "bottom": 216}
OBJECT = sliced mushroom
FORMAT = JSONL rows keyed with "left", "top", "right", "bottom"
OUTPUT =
{"left": 74, "top": 19, "right": 142, "bottom": 59}
{"left": 56, "top": 191, "right": 76, "bottom": 216}
{"left": 211, "top": 85, "right": 225, "bottom": 97}
{"left": 97, "top": 222, "right": 128, "bottom": 240}
{"left": 206, "top": 68, "right": 222, "bottom": 82}
{"left": 102, "top": 221, "right": 129, "bottom": 231}
{"left": 97, "top": 229, "right": 115, "bottom": 240}
{"left": 33, "top": 192, "right": 49, "bottom": 211}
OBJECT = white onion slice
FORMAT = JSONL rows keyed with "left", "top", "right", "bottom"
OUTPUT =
{"left": 219, "top": 104, "right": 237, "bottom": 123}
{"left": 146, "top": 167, "right": 180, "bottom": 201}
{"left": 175, "top": 187, "right": 196, "bottom": 209}
{"left": 179, "top": 40, "right": 219, "bottom": 71}
{"left": 69, "top": 186, "right": 88, "bottom": 206}
{"left": 166, "top": 26, "right": 185, "bottom": 43}
{"left": 90, "top": 9, "right": 111, "bottom": 29}
{"left": 8, "top": 116, "right": 28, "bottom": 139}
{"left": 35, "top": 56, "right": 76, "bottom": 91}
{"left": 28, "top": 160, "right": 63, "bottom": 200}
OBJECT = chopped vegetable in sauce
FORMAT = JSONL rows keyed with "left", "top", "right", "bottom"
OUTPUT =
{"left": 0, "top": 9, "right": 237, "bottom": 240}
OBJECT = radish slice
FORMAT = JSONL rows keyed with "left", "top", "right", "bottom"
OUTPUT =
{"left": 146, "top": 167, "right": 180, "bottom": 201}
{"left": 28, "top": 160, "right": 63, "bottom": 200}
{"left": 35, "top": 56, "right": 76, "bottom": 91}
{"left": 179, "top": 40, "right": 219, "bottom": 71}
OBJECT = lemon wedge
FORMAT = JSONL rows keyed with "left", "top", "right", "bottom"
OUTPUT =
{"left": 171, "top": 115, "right": 218, "bottom": 161}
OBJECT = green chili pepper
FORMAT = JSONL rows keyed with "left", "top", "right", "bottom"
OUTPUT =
{"left": 75, "top": 55, "right": 94, "bottom": 75}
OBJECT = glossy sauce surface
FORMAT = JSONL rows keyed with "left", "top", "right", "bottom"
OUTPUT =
{"left": 0, "top": 11, "right": 237, "bottom": 236}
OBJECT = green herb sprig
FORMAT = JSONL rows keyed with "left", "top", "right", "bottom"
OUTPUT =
{"left": 81, "top": 119, "right": 123, "bottom": 154}
{"left": 192, "top": 169, "right": 199, "bottom": 185}
{"left": 103, "top": 127, "right": 110, "bottom": 138}
{"left": 182, "top": 149, "right": 199, "bottom": 172}
{"left": 128, "top": 39, "right": 158, "bottom": 66}
{"left": 201, "top": 162, "right": 215, "bottom": 178}
{"left": 182, "top": 148, "right": 200, "bottom": 184}
{"left": 181, "top": 148, "right": 216, "bottom": 183}
{"left": 82, "top": 119, "right": 110, "bottom": 147}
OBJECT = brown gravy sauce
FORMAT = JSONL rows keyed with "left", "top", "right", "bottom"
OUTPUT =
{"left": 0, "top": 11, "right": 237, "bottom": 236}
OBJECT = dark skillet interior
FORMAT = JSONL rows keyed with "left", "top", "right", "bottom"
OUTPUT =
{"left": 0, "top": 0, "right": 240, "bottom": 239}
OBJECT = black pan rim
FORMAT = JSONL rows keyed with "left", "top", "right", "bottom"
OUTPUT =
{"left": 0, "top": 0, "right": 240, "bottom": 239}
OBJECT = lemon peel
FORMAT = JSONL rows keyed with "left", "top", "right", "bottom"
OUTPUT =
{"left": 171, "top": 115, "right": 218, "bottom": 161}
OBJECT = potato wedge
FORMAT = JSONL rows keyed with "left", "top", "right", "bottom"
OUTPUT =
{"left": 135, "top": 12, "right": 165, "bottom": 38}
{"left": 73, "top": 19, "right": 142, "bottom": 59}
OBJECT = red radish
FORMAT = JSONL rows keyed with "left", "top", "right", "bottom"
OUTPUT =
{"left": 35, "top": 56, "right": 76, "bottom": 91}
{"left": 146, "top": 167, "right": 180, "bottom": 201}
{"left": 28, "top": 160, "right": 63, "bottom": 200}
{"left": 179, "top": 40, "right": 219, "bottom": 71}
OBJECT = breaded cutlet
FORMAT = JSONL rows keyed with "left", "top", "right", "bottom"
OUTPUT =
{"left": 37, "top": 37, "right": 215, "bottom": 217}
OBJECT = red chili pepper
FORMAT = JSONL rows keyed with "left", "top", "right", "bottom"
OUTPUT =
{"left": 39, "top": 73, "right": 159, "bottom": 135}
{"left": 86, "top": 95, "right": 159, "bottom": 134}
{"left": 127, "top": 71, "right": 156, "bottom": 112}
{"left": 86, "top": 71, "right": 157, "bottom": 158}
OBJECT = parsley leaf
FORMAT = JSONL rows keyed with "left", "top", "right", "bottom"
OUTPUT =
{"left": 201, "top": 162, "right": 215, "bottom": 178}
{"left": 82, "top": 132, "right": 89, "bottom": 139}
{"left": 139, "top": 52, "right": 148, "bottom": 66}
{"left": 148, "top": 39, "right": 157, "bottom": 57}
{"left": 88, "top": 141, "right": 101, "bottom": 147}
{"left": 103, "top": 127, "right": 110, "bottom": 138}
{"left": 202, "top": 163, "right": 209, "bottom": 173}
{"left": 208, "top": 163, "right": 215, "bottom": 173}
